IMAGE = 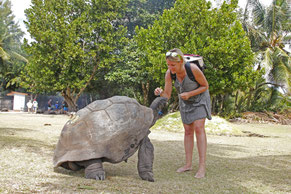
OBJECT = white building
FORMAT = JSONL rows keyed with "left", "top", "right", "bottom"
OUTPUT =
{"left": 7, "top": 91, "right": 28, "bottom": 111}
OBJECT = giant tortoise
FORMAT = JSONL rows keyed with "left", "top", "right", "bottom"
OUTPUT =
{"left": 53, "top": 96, "right": 167, "bottom": 182}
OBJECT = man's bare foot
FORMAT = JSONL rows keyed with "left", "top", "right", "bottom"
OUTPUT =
{"left": 194, "top": 170, "right": 206, "bottom": 178}
{"left": 176, "top": 166, "right": 192, "bottom": 173}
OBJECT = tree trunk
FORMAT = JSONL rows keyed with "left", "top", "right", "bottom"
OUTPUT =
{"left": 141, "top": 81, "right": 150, "bottom": 106}
{"left": 219, "top": 94, "right": 224, "bottom": 113}
{"left": 32, "top": 94, "right": 38, "bottom": 100}
{"left": 234, "top": 91, "right": 239, "bottom": 110}
{"left": 63, "top": 95, "right": 77, "bottom": 112}
{"left": 247, "top": 88, "right": 254, "bottom": 110}
{"left": 211, "top": 95, "right": 216, "bottom": 114}
{"left": 60, "top": 58, "right": 100, "bottom": 112}
{"left": 62, "top": 88, "right": 78, "bottom": 112}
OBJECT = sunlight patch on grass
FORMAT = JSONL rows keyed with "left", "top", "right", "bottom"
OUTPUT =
{"left": 240, "top": 179, "right": 288, "bottom": 194}
{"left": 152, "top": 112, "right": 243, "bottom": 136}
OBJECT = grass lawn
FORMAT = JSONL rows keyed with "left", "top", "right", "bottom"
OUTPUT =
{"left": 0, "top": 112, "right": 290, "bottom": 193}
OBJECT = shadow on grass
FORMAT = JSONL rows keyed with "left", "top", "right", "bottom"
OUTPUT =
{"left": 0, "top": 127, "right": 37, "bottom": 134}
{"left": 0, "top": 127, "right": 55, "bottom": 152}
{"left": 48, "top": 139, "right": 291, "bottom": 193}
{"left": 53, "top": 157, "right": 139, "bottom": 179}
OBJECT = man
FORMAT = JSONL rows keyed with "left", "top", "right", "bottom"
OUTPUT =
{"left": 27, "top": 100, "right": 33, "bottom": 113}
{"left": 32, "top": 99, "right": 38, "bottom": 114}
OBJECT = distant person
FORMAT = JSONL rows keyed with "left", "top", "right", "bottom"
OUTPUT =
{"left": 27, "top": 100, "right": 33, "bottom": 113}
{"left": 48, "top": 99, "right": 52, "bottom": 111}
{"left": 32, "top": 99, "right": 38, "bottom": 114}
{"left": 62, "top": 101, "right": 68, "bottom": 114}
{"left": 55, "top": 101, "right": 59, "bottom": 110}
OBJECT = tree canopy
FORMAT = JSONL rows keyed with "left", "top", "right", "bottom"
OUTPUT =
{"left": 21, "top": 0, "right": 128, "bottom": 111}
{"left": 7, "top": 0, "right": 288, "bottom": 115}
{"left": 123, "top": 0, "right": 176, "bottom": 38}
{"left": 134, "top": 0, "right": 258, "bottom": 110}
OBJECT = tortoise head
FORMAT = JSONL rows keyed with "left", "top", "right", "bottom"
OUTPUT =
{"left": 149, "top": 97, "right": 168, "bottom": 127}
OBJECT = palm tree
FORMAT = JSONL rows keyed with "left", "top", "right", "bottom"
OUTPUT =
{"left": 243, "top": 0, "right": 290, "bottom": 99}
{"left": 0, "top": 0, "right": 27, "bottom": 90}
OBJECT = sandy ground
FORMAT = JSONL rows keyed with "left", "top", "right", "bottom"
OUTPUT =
{"left": 0, "top": 112, "right": 291, "bottom": 193}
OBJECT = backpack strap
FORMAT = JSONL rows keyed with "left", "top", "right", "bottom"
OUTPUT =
{"left": 170, "top": 62, "right": 196, "bottom": 82}
{"left": 185, "top": 62, "right": 195, "bottom": 82}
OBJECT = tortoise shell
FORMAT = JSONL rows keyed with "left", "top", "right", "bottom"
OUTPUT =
{"left": 53, "top": 96, "right": 154, "bottom": 167}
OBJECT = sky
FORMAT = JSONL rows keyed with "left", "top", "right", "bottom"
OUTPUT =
{"left": 10, "top": 0, "right": 274, "bottom": 42}
{"left": 10, "top": 0, "right": 32, "bottom": 41}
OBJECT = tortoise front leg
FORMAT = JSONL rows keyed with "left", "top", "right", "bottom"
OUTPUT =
{"left": 137, "top": 135, "right": 154, "bottom": 182}
{"left": 76, "top": 159, "right": 105, "bottom": 180}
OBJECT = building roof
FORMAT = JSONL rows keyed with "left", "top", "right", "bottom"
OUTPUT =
{"left": 7, "top": 91, "right": 28, "bottom": 96}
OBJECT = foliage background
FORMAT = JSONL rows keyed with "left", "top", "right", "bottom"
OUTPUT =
{"left": 0, "top": 0, "right": 290, "bottom": 116}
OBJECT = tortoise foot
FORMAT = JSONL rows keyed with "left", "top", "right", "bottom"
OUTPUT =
{"left": 84, "top": 160, "right": 105, "bottom": 180}
{"left": 139, "top": 171, "right": 154, "bottom": 182}
{"left": 85, "top": 170, "right": 105, "bottom": 180}
{"left": 95, "top": 171, "right": 105, "bottom": 180}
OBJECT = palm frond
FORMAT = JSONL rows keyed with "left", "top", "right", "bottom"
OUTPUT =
{"left": 265, "top": 4, "right": 275, "bottom": 39}
{"left": 0, "top": 47, "right": 10, "bottom": 61}
{"left": 10, "top": 51, "right": 28, "bottom": 63}
{"left": 0, "top": 29, "right": 8, "bottom": 43}
{"left": 275, "top": 47, "right": 291, "bottom": 73}
{"left": 0, "top": 31, "right": 14, "bottom": 43}
{"left": 267, "top": 47, "right": 290, "bottom": 89}
{"left": 283, "top": 34, "right": 291, "bottom": 45}
{"left": 265, "top": 0, "right": 290, "bottom": 40}
{"left": 250, "top": 0, "right": 266, "bottom": 27}
{"left": 243, "top": 23, "right": 267, "bottom": 51}
{"left": 268, "top": 86, "right": 280, "bottom": 106}
{"left": 264, "top": 47, "right": 273, "bottom": 70}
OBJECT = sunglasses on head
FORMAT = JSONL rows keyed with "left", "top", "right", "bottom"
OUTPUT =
{"left": 166, "top": 51, "right": 179, "bottom": 57}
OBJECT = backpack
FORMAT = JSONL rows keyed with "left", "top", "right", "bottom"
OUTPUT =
{"left": 184, "top": 54, "right": 206, "bottom": 72}
{"left": 170, "top": 54, "right": 206, "bottom": 82}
